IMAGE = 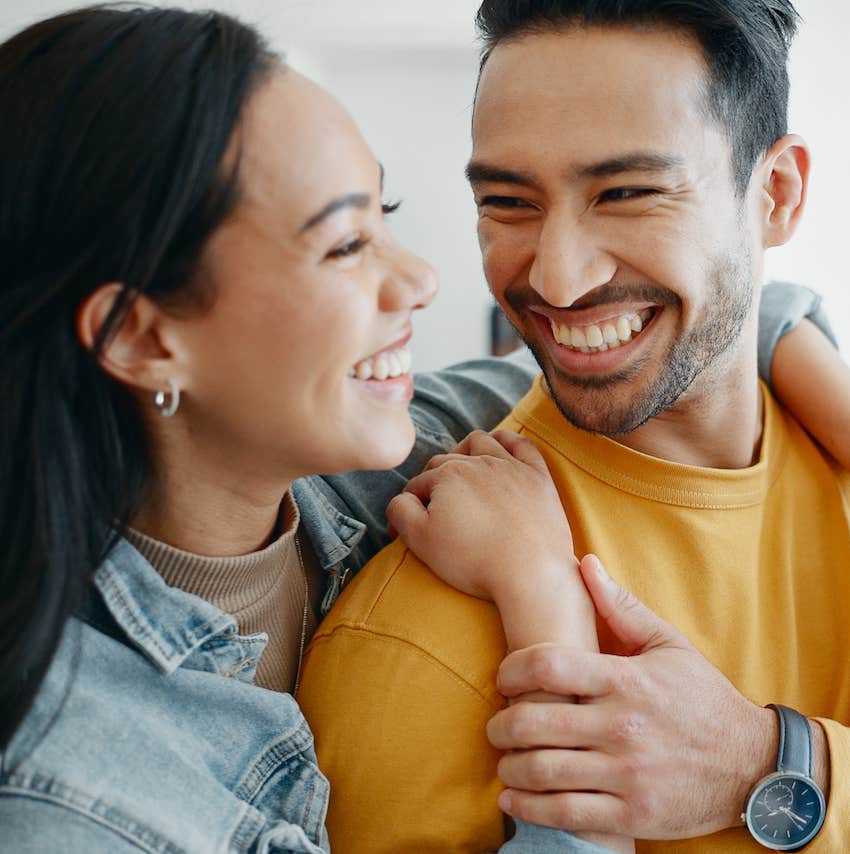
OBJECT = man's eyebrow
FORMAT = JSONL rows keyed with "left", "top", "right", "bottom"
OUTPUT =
{"left": 465, "top": 153, "right": 683, "bottom": 189}
{"left": 465, "top": 161, "right": 539, "bottom": 189}
{"left": 574, "top": 153, "right": 685, "bottom": 179}
{"left": 297, "top": 193, "right": 371, "bottom": 235}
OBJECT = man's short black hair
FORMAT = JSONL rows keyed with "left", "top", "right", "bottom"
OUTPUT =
{"left": 475, "top": 0, "right": 800, "bottom": 194}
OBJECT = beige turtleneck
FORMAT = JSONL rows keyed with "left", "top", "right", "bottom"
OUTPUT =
{"left": 126, "top": 492, "right": 324, "bottom": 694}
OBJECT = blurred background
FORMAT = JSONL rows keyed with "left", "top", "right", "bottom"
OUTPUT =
{"left": 1, "top": 0, "right": 846, "bottom": 370}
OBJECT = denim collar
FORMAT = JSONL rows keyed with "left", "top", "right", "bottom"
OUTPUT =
{"left": 292, "top": 477, "right": 366, "bottom": 570}
{"left": 90, "top": 480, "right": 366, "bottom": 675}
{"left": 93, "top": 539, "right": 242, "bottom": 675}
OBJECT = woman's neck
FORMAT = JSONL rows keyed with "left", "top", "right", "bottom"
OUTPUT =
{"left": 132, "top": 454, "right": 292, "bottom": 557}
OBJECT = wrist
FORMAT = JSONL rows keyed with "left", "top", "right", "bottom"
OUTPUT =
{"left": 728, "top": 703, "right": 778, "bottom": 830}
{"left": 810, "top": 718, "right": 831, "bottom": 803}
{"left": 493, "top": 556, "right": 599, "bottom": 652}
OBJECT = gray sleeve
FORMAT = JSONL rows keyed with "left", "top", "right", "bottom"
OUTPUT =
{"left": 313, "top": 349, "right": 539, "bottom": 568}
{"left": 758, "top": 281, "right": 838, "bottom": 392}
{"left": 498, "top": 820, "right": 618, "bottom": 853}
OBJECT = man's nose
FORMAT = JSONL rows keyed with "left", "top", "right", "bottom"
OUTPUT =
{"left": 528, "top": 214, "right": 616, "bottom": 307}
{"left": 378, "top": 242, "right": 439, "bottom": 314}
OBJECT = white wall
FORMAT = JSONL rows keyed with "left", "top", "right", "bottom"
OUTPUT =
{"left": 1, "top": 0, "right": 846, "bottom": 368}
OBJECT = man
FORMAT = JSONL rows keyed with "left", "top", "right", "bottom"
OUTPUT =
{"left": 298, "top": 1, "right": 850, "bottom": 851}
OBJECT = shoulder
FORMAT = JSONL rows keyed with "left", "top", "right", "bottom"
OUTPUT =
{"left": 303, "top": 538, "right": 506, "bottom": 710}
{"left": 3, "top": 615, "right": 329, "bottom": 854}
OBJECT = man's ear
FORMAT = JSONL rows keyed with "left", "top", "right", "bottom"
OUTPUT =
{"left": 76, "top": 284, "right": 174, "bottom": 393}
{"left": 760, "top": 133, "right": 810, "bottom": 249}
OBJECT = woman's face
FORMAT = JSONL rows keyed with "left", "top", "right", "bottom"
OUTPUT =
{"left": 171, "top": 69, "right": 438, "bottom": 481}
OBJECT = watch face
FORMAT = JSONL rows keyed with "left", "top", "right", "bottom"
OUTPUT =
{"left": 745, "top": 771, "right": 826, "bottom": 850}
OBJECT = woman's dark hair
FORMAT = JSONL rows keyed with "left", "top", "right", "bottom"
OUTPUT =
{"left": 475, "top": 0, "right": 800, "bottom": 194}
{"left": 0, "top": 4, "right": 277, "bottom": 749}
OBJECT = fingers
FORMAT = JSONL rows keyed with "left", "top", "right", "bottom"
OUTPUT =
{"left": 496, "top": 643, "right": 619, "bottom": 699}
{"left": 487, "top": 700, "right": 605, "bottom": 751}
{"left": 385, "top": 492, "right": 428, "bottom": 545}
{"left": 426, "top": 429, "right": 540, "bottom": 468}
{"left": 497, "top": 747, "right": 618, "bottom": 794}
{"left": 487, "top": 429, "right": 549, "bottom": 473}
{"left": 578, "top": 555, "right": 690, "bottom": 655}
{"left": 498, "top": 789, "right": 628, "bottom": 835}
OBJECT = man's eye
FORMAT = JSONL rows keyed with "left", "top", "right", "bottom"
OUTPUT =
{"left": 479, "top": 195, "right": 530, "bottom": 208}
{"left": 328, "top": 236, "right": 370, "bottom": 259}
{"left": 599, "top": 187, "right": 658, "bottom": 203}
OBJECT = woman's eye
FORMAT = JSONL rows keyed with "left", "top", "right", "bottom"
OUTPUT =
{"left": 328, "top": 236, "right": 370, "bottom": 259}
{"left": 382, "top": 200, "right": 402, "bottom": 215}
{"left": 599, "top": 187, "right": 658, "bottom": 203}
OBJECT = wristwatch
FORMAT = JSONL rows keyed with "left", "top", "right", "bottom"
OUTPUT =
{"left": 742, "top": 704, "right": 826, "bottom": 850}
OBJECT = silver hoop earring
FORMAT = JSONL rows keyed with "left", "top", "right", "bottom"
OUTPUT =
{"left": 154, "top": 380, "right": 181, "bottom": 417}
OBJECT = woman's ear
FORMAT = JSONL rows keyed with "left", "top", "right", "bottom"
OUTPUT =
{"left": 76, "top": 284, "right": 174, "bottom": 393}
{"left": 759, "top": 133, "right": 810, "bottom": 249}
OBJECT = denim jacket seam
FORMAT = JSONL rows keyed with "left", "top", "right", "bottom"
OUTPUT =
{"left": 1, "top": 771, "right": 184, "bottom": 853}
{"left": 233, "top": 721, "right": 317, "bottom": 803}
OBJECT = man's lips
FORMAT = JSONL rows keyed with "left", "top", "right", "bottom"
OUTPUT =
{"left": 531, "top": 306, "right": 661, "bottom": 371}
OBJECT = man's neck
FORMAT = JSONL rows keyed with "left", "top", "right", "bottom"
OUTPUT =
{"left": 614, "top": 351, "right": 764, "bottom": 470}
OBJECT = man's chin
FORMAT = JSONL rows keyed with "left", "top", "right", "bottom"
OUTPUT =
{"left": 541, "top": 367, "right": 659, "bottom": 437}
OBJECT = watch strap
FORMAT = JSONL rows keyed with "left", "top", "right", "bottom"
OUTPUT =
{"left": 769, "top": 703, "right": 813, "bottom": 778}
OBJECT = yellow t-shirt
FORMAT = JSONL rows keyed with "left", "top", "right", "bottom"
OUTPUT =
{"left": 298, "top": 377, "right": 850, "bottom": 853}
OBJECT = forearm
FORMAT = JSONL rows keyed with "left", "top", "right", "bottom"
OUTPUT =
{"left": 493, "top": 567, "right": 634, "bottom": 853}
{"left": 772, "top": 319, "right": 850, "bottom": 469}
{"left": 494, "top": 558, "right": 599, "bottom": 654}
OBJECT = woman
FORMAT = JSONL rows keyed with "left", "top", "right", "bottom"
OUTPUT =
{"left": 0, "top": 5, "right": 620, "bottom": 852}
{"left": 0, "top": 6, "right": 841, "bottom": 854}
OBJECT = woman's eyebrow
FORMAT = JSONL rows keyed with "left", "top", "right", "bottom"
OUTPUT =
{"left": 297, "top": 193, "right": 371, "bottom": 235}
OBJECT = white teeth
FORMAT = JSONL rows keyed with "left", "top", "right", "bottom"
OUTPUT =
{"left": 351, "top": 344, "right": 412, "bottom": 381}
{"left": 586, "top": 325, "right": 604, "bottom": 348}
{"left": 386, "top": 353, "right": 402, "bottom": 378}
{"left": 372, "top": 356, "right": 389, "bottom": 381}
{"left": 548, "top": 308, "right": 655, "bottom": 354}
{"left": 602, "top": 324, "right": 619, "bottom": 345}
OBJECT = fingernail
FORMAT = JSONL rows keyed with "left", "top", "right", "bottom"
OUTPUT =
{"left": 587, "top": 554, "right": 616, "bottom": 588}
{"left": 498, "top": 790, "right": 513, "bottom": 813}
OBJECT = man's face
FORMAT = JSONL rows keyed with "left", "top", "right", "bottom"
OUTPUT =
{"left": 470, "top": 26, "right": 761, "bottom": 435}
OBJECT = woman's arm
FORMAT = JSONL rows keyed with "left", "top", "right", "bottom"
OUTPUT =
{"left": 771, "top": 319, "right": 850, "bottom": 469}
{"left": 387, "top": 429, "right": 631, "bottom": 854}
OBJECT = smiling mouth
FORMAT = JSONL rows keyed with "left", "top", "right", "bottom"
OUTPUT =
{"left": 548, "top": 308, "right": 655, "bottom": 353}
{"left": 349, "top": 344, "right": 412, "bottom": 381}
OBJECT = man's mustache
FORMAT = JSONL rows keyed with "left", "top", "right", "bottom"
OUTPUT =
{"left": 503, "top": 281, "right": 681, "bottom": 314}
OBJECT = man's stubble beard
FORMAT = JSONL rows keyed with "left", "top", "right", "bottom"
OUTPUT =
{"left": 513, "top": 248, "right": 755, "bottom": 437}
